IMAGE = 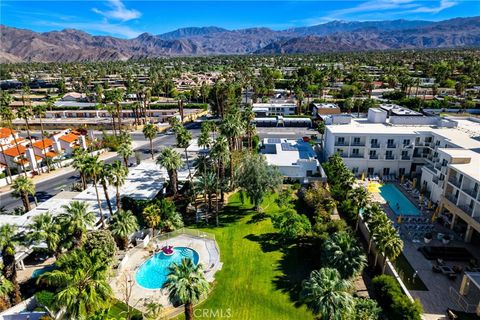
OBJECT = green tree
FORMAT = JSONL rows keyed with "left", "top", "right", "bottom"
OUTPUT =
{"left": 163, "top": 258, "right": 210, "bottom": 320}
{"left": 109, "top": 210, "right": 139, "bottom": 249}
{"left": 38, "top": 249, "right": 113, "bottom": 320}
{"left": 322, "top": 232, "right": 366, "bottom": 279}
{"left": 117, "top": 141, "right": 134, "bottom": 169}
{"left": 84, "top": 155, "right": 106, "bottom": 228}
{"left": 84, "top": 230, "right": 117, "bottom": 261}
{"left": 0, "top": 225, "right": 21, "bottom": 306}
{"left": 108, "top": 160, "right": 128, "bottom": 211}
{"left": 98, "top": 163, "right": 114, "bottom": 217}
{"left": 175, "top": 126, "right": 193, "bottom": 178}
{"left": 376, "top": 225, "right": 404, "bottom": 273}
{"left": 72, "top": 149, "right": 89, "bottom": 190}
{"left": 157, "top": 198, "right": 183, "bottom": 232}
{"left": 142, "top": 123, "right": 157, "bottom": 159}
{"left": 271, "top": 209, "right": 312, "bottom": 241}
{"left": 235, "top": 153, "right": 282, "bottom": 211}
{"left": 156, "top": 147, "right": 183, "bottom": 195}
{"left": 0, "top": 275, "right": 14, "bottom": 311}
{"left": 0, "top": 103, "right": 27, "bottom": 175}
{"left": 26, "top": 212, "right": 61, "bottom": 257}
{"left": 33, "top": 104, "right": 49, "bottom": 173}
{"left": 354, "top": 297, "right": 381, "bottom": 320}
{"left": 302, "top": 268, "right": 355, "bottom": 320}
{"left": 12, "top": 176, "right": 35, "bottom": 212}
{"left": 143, "top": 204, "right": 161, "bottom": 236}
{"left": 58, "top": 201, "right": 95, "bottom": 248}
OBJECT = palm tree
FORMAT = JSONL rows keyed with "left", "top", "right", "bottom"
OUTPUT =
{"left": 142, "top": 123, "right": 157, "bottom": 159}
{"left": 17, "top": 106, "right": 33, "bottom": 144}
{"left": 109, "top": 210, "right": 139, "bottom": 249}
{"left": 26, "top": 212, "right": 61, "bottom": 257}
{"left": 364, "top": 205, "right": 390, "bottom": 254}
{"left": 210, "top": 135, "right": 230, "bottom": 209}
{"left": 0, "top": 225, "right": 21, "bottom": 305}
{"left": 0, "top": 105, "right": 27, "bottom": 175}
{"left": 156, "top": 148, "right": 183, "bottom": 196}
{"left": 105, "top": 103, "right": 117, "bottom": 137}
{"left": 117, "top": 141, "right": 133, "bottom": 169}
{"left": 197, "top": 130, "right": 212, "bottom": 150}
{"left": 98, "top": 163, "right": 114, "bottom": 217}
{"left": 195, "top": 172, "right": 217, "bottom": 213}
{"left": 349, "top": 186, "right": 370, "bottom": 231}
{"left": 38, "top": 249, "right": 112, "bottom": 319}
{"left": 322, "top": 232, "right": 367, "bottom": 279}
{"left": 33, "top": 104, "right": 49, "bottom": 173}
{"left": 301, "top": 268, "right": 354, "bottom": 320}
{"left": 58, "top": 201, "right": 95, "bottom": 248}
{"left": 158, "top": 198, "right": 184, "bottom": 232}
{"left": 84, "top": 155, "right": 106, "bottom": 228}
{"left": 108, "top": 160, "right": 127, "bottom": 211}
{"left": 175, "top": 127, "right": 193, "bottom": 178}
{"left": 376, "top": 225, "right": 404, "bottom": 273}
{"left": 163, "top": 258, "right": 210, "bottom": 320}
{"left": 220, "top": 110, "right": 244, "bottom": 179}
{"left": 143, "top": 204, "right": 161, "bottom": 236}
{"left": 0, "top": 275, "right": 14, "bottom": 311}
{"left": 71, "top": 149, "right": 89, "bottom": 190}
{"left": 12, "top": 176, "right": 35, "bottom": 212}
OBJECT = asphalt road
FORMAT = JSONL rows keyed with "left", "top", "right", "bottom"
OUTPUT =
{"left": 0, "top": 125, "right": 314, "bottom": 212}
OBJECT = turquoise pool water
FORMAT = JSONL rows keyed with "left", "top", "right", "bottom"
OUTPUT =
{"left": 32, "top": 266, "right": 55, "bottom": 278}
{"left": 379, "top": 184, "right": 422, "bottom": 216}
{"left": 135, "top": 247, "right": 199, "bottom": 289}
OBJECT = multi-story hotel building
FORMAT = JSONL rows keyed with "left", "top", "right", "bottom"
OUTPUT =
{"left": 323, "top": 105, "right": 480, "bottom": 244}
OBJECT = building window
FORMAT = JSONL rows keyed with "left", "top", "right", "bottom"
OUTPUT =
{"left": 352, "top": 167, "right": 359, "bottom": 174}
{"left": 338, "top": 137, "right": 345, "bottom": 143}
{"left": 387, "top": 139, "right": 394, "bottom": 145}
{"left": 442, "top": 159, "right": 448, "bottom": 166}
{"left": 352, "top": 148, "right": 359, "bottom": 155}
{"left": 399, "top": 168, "right": 406, "bottom": 176}
{"left": 403, "top": 139, "right": 410, "bottom": 146}
{"left": 371, "top": 138, "right": 378, "bottom": 145}
{"left": 353, "top": 137, "right": 360, "bottom": 144}
{"left": 367, "top": 168, "right": 374, "bottom": 175}
{"left": 336, "top": 149, "right": 344, "bottom": 155}
{"left": 369, "top": 150, "right": 376, "bottom": 156}
{"left": 383, "top": 168, "right": 390, "bottom": 176}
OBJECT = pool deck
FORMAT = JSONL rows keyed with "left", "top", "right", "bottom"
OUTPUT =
{"left": 365, "top": 179, "right": 480, "bottom": 319}
{"left": 110, "top": 233, "right": 221, "bottom": 316}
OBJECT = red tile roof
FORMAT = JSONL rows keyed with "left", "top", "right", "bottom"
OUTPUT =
{"left": 59, "top": 133, "right": 80, "bottom": 143}
{"left": 2, "top": 145, "right": 26, "bottom": 157}
{"left": 32, "top": 139, "right": 54, "bottom": 149}
{"left": 0, "top": 127, "right": 15, "bottom": 139}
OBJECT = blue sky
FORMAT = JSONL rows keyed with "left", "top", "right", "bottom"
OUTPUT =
{"left": 1, "top": 0, "right": 478, "bottom": 38}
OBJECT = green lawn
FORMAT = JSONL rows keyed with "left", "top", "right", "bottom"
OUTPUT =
{"left": 107, "top": 300, "right": 142, "bottom": 319}
{"left": 179, "top": 192, "right": 316, "bottom": 320}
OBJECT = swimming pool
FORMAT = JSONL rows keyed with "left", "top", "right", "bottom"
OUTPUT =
{"left": 135, "top": 247, "right": 199, "bottom": 289}
{"left": 31, "top": 265, "right": 55, "bottom": 278}
{"left": 379, "top": 184, "right": 422, "bottom": 216}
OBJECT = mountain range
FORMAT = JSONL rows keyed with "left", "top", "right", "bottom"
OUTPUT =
{"left": 1, "top": 17, "right": 479, "bottom": 63}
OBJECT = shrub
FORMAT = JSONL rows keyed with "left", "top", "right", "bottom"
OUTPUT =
{"left": 84, "top": 230, "right": 117, "bottom": 261}
{"left": 372, "top": 275, "right": 423, "bottom": 320}
{"left": 354, "top": 297, "right": 381, "bottom": 320}
{"left": 35, "top": 290, "right": 55, "bottom": 309}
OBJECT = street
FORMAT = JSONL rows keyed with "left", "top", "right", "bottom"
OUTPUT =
{"left": 0, "top": 125, "right": 314, "bottom": 211}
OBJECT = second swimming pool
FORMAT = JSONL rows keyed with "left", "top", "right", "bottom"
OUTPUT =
{"left": 379, "top": 184, "right": 422, "bottom": 216}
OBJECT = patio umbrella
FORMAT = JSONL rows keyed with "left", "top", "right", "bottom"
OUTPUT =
{"left": 428, "top": 200, "right": 433, "bottom": 209}
{"left": 412, "top": 178, "right": 417, "bottom": 189}
{"left": 361, "top": 172, "right": 365, "bottom": 181}
{"left": 400, "top": 175, "right": 404, "bottom": 184}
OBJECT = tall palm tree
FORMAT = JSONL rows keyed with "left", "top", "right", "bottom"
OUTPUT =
{"left": 175, "top": 127, "right": 193, "bottom": 178}
{"left": 83, "top": 155, "right": 106, "bottom": 228}
{"left": 58, "top": 201, "right": 95, "bottom": 248}
{"left": 38, "top": 249, "right": 112, "bottom": 320}
{"left": 301, "top": 268, "right": 354, "bottom": 320}
{"left": 12, "top": 176, "right": 35, "bottom": 212}
{"left": 156, "top": 147, "right": 183, "bottom": 196}
{"left": 142, "top": 123, "right": 157, "bottom": 159}
{"left": 0, "top": 225, "right": 21, "bottom": 305}
{"left": 143, "top": 204, "right": 161, "bottom": 236}
{"left": 322, "top": 232, "right": 367, "bottom": 280}
{"left": 195, "top": 171, "right": 217, "bottom": 214}
{"left": 117, "top": 141, "right": 133, "bottom": 169}
{"left": 98, "top": 163, "right": 114, "bottom": 217}
{"left": 17, "top": 106, "right": 33, "bottom": 144}
{"left": 105, "top": 103, "right": 117, "bottom": 137}
{"left": 109, "top": 210, "right": 138, "bottom": 249}
{"left": 0, "top": 275, "right": 14, "bottom": 311}
{"left": 163, "top": 258, "right": 210, "bottom": 320}
{"left": 26, "top": 212, "right": 61, "bottom": 257}
{"left": 349, "top": 186, "right": 371, "bottom": 231}
{"left": 376, "top": 225, "right": 404, "bottom": 273}
{"left": 71, "top": 149, "right": 89, "bottom": 190}
{"left": 220, "top": 111, "right": 244, "bottom": 179}
{"left": 210, "top": 135, "right": 230, "bottom": 210}
{"left": 108, "top": 160, "right": 127, "bottom": 211}
{"left": 0, "top": 105, "right": 27, "bottom": 175}
{"left": 197, "top": 130, "right": 212, "bottom": 150}
{"left": 33, "top": 104, "right": 49, "bottom": 173}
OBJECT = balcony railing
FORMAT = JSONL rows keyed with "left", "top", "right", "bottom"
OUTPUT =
{"left": 458, "top": 205, "right": 474, "bottom": 216}
{"left": 385, "top": 155, "right": 395, "bottom": 160}
{"left": 448, "top": 177, "right": 462, "bottom": 188}
{"left": 349, "top": 154, "right": 364, "bottom": 158}
{"left": 351, "top": 142, "right": 365, "bottom": 146}
{"left": 370, "top": 143, "right": 380, "bottom": 148}
{"left": 387, "top": 143, "right": 397, "bottom": 148}
{"left": 445, "top": 194, "right": 458, "bottom": 204}
{"left": 401, "top": 155, "right": 411, "bottom": 160}
{"left": 424, "top": 164, "right": 436, "bottom": 174}
{"left": 369, "top": 154, "right": 379, "bottom": 159}
{"left": 335, "top": 141, "right": 349, "bottom": 146}
{"left": 463, "top": 188, "right": 479, "bottom": 199}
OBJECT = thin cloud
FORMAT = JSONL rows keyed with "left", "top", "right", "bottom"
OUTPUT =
{"left": 409, "top": 0, "right": 458, "bottom": 13}
{"left": 92, "top": 0, "right": 141, "bottom": 22}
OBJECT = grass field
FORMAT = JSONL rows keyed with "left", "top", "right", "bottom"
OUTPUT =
{"left": 177, "top": 192, "right": 316, "bottom": 320}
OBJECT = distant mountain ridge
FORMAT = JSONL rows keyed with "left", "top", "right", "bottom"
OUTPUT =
{"left": 1, "top": 17, "right": 479, "bottom": 62}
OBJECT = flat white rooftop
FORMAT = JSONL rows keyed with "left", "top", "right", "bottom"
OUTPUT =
{"left": 261, "top": 138, "right": 316, "bottom": 167}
